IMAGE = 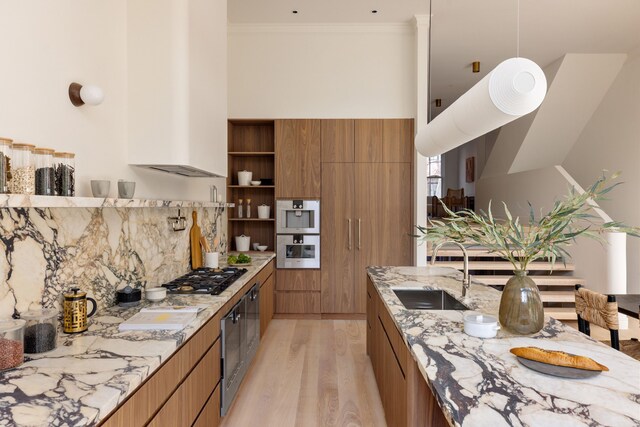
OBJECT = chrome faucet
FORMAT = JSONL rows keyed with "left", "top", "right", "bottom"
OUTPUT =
{"left": 431, "top": 241, "right": 471, "bottom": 297}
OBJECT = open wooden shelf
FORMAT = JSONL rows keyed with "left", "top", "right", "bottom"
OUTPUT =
{"left": 229, "top": 218, "right": 275, "bottom": 222}
{"left": 227, "top": 119, "right": 276, "bottom": 252}
{"left": 228, "top": 152, "right": 275, "bottom": 156}
{"left": 227, "top": 185, "right": 275, "bottom": 189}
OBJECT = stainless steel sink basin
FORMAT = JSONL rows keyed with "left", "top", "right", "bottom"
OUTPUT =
{"left": 393, "top": 289, "right": 470, "bottom": 310}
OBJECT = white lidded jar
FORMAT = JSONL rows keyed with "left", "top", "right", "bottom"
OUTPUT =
{"left": 463, "top": 313, "right": 500, "bottom": 338}
{"left": 237, "top": 170, "right": 252, "bottom": 186}
{"left": 235, "top": 235, "right": 251, "bottom": 252}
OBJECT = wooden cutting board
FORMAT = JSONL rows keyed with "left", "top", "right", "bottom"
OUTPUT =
{"left": 190, "top": 210, "right": 203, "bottom": 269}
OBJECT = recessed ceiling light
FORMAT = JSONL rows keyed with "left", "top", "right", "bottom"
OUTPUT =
{"left": 371, "top": 10, "right": 378, "bottom": 14}
{"left": 292, "top": 10, "right": 298, "bottom": 14}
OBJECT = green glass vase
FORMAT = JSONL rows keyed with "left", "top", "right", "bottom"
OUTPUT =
{"left": 498, "top": 270, "right": 544, "bottom": 334}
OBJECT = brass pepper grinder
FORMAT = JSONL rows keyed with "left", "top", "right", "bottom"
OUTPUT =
{"left": 63, "top": 288, "right": 97, "bottom": 334}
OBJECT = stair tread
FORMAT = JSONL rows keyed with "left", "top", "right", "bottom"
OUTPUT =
{"left": 434, "top": 261, "right": 575, "bottom": 271}
{"left": 478, "top": 275, "right": 584, "bottom": 286}
{"left": 540, "top": 291, "right": 576, "bottom": 303}
{"left": 544, "top": 307, "right": 578, "bottom": 320}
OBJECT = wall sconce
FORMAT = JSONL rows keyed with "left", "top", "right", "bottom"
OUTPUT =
{"left": 68, "top": 82, "right": 104, "bottom": 107}
{"left": 472, "top": 61, "right": 480, "bottom": 73}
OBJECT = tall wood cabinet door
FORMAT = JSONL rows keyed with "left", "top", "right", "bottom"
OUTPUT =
{"left": 354, "top": 119, "right": 383, "bottom": 163}
{"left": 355, "top": 163, "right": 412, "bottom": 312}
{"left": 321, "top": 119, "right": 354, "bottom": 162}
{"left": 321, "top": 163, "right": 356, "bottom": 313}
{"left": 275, "top": 119, "right": 322, "bottom": 198}
{"left": 382, "top": 119, "right": 414, "bottom": 163}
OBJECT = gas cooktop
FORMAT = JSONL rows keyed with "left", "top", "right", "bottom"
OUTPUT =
{"left": 161, "top": 267, "right": 248, "bottom": 295}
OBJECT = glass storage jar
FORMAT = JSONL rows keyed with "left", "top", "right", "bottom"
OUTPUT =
{"left": 0, "top": 319, "right": 26, "bottom": 371}
{"left": 10, "top": 143, "right": 35, "bottom": 194}
{"left": 34, "top": 148, "right": 55, "bottom": 196}
{"left": 21, "top": 308, "right": 58, "bottom": 354}
{"left": 54, "top": 152, "right": 75, "bottom": 196}
{"left": 0, "top": 137, "right": 12, "bottom": 194}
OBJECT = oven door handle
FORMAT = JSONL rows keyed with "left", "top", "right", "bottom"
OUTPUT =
{"left": 348, "top": 219, "right": 352, "bottom": 250}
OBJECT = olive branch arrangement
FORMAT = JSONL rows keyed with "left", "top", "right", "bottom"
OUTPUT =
{"left": 417, "top": 172, "right": 640, "bottom": 272}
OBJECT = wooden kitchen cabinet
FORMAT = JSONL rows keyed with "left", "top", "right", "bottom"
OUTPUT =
{"left": 321, "top": 162, "right": 412, "bottom": 314}
{"left": 321, "top": 163, "right": 356, "bottom": 313}
{"left": 275, "top": 119, "right": 322, "bottom": 198}
{"left": 382, "top": 119, "right": 414, "bottom": 163}
{"left": 321, "top": 119, "right": 354, "bottom": 162}
{"left": 355, "top": 119, "right": 383, "bottom": 163}
{"left": 367, "top": 277, "right": 448, "bottom": 427}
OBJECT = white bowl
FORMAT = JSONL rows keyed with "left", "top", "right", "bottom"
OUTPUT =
{"left": 463, "top": 313, "right": 500, "bottom": 338}
{"left": 145, "top": 287, "right": 167, "bottom": 302}
{"left": 257, "top": 245, "right": 268, "bottom": 252}
{"left": 250, "top": 180, "right": 261, "bottom": 186}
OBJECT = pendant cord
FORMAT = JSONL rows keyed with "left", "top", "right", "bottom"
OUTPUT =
{"left": 428, "top": 0, "right": 433, "bottom": 123}
{"left": 516, "top": 0, "right": 520, "bottom": 57}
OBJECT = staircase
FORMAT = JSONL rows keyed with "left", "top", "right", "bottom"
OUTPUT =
{"left": 428, "top": 245, "right": 581, "bottom": 320}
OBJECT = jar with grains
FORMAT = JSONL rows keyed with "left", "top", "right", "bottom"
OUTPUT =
{"left": 10, "top": 143, "right": 35, "bottom": 194}
{"left": 22, "top": 308, "right": 58, "bottom": 354}
{"left": 34, "top": 148, "right": 55, "bottom": 196}
{"left": 0, "top": 319, "right": 25, "bottom": 371}
{"left": 0, "top": 137, "right": 12, "bottom": 194}
{"left": 53, "top": 152, "right": 75, "bottom": 196}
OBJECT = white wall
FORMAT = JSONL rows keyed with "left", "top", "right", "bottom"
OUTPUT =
{"left": 228, "top": 24, "right": 416, "bottom": 119}
{"left": 0, "top": 1, "right": 225, "bottom": 201}
{"left": 477, "top": 51, "right": 640, "bottom": 293}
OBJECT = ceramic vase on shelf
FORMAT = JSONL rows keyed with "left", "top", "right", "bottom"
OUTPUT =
{"left": 498, "top": 270, "right": 544, "bottom": 334}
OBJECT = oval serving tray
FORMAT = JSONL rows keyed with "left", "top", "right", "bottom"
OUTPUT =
{"left": 228, "top": 262, "right": 251, "bottom": 267}
{"left": 516, "top": 357, "right": 603, "bottom": 379}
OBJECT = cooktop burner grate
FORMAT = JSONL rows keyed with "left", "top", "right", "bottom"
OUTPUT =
{"left": 161, "top": 267, "right": 247, "bottom": 295}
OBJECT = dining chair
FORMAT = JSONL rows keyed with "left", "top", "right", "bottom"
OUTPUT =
{"left": 574, "top": 284, "right": 620, "bottom": 350}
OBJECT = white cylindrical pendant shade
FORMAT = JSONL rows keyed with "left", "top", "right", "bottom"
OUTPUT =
{"left": 416, "top": 57, "right": 547, "bottom": 157}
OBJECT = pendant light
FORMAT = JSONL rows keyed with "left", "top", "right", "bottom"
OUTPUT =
{"left": 415, "top": 0, "right": 547, "bottom": 157}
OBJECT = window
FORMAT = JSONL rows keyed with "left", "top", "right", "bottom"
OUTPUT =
{"left": 426, "top": 155, "right": 442, "bottom": 198}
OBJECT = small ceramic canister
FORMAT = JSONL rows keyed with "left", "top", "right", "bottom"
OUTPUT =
{"left": 463, "top": 313, "right": 500, "bottom": 338}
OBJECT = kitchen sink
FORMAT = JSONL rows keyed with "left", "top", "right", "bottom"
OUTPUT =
{"left": 393, "top": 289, "right": 470, "bottom": 311}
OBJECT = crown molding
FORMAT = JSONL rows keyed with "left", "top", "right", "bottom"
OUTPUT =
{"left": 228, "top": 22, "right": 414, "bottom": 34}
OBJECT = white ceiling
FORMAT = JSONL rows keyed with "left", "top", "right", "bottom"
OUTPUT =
{"left": 229, "top": 0, "right": 640, "bottom": 113}
{"left": 228, "top": 0, "right": 428, "bottom": 24}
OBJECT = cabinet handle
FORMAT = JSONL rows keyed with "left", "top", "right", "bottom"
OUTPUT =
{"left": 357, "top": 218, "right": 361, "bottom": 250}
{"left": 348, "top": 219, "right": 352, "bottom": 250}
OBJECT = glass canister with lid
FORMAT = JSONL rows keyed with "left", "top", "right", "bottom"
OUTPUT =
{"left": 0, "top": 137, "right": 12, "bottom": 194}
{"left": 53, "top": 152, "right": 75, "bottom": 196}
{"left": 0, "top": 319, "right": 26, "bottom": 371}
{"left": 21, "top": 308, "right": 58, "bottom": 353}
{"left": 10, "top": 143, "right": 35, "bottom": 194}
{"left": 34, "top": 148, "right": 55, "bottom": 196}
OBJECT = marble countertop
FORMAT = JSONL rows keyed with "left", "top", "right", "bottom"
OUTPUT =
{"left": 0, "top": 194, "right": 234, "bottom": 209}
{"left": 0, "top": 253, "right": 275, "bottom": 427}
{"left": 367, "top": 266, "right": 640, "bottom": 427}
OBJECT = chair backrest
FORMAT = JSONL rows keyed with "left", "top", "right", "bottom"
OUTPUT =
{"left": 446, "top": 188, "right": 464, "bottom": 200}
{"left": 575, "top": 286, "right": 619, "bottom": 331}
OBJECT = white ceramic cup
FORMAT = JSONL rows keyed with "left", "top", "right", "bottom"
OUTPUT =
{"left": 235, "top": 235, "right": 251, "bottom": 252}
{"left": 205, "top": 252, "right": 219, "bottom": 269}
{"left": 257, "top": 205, "right": 271, "bottom": 219}
{"left": 237, "top": 170, "right": 252, "bottom": 186}
{"left": 145, "top": 287, "right": 167, "bottom": 302}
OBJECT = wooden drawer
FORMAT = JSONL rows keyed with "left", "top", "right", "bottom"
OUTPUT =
{"left": 147, "top": 338, "right": 221, "bottom": 427}
{"left": 101, "top": 316, "right": 220, "bottom": 427}
{"left": 275, "top": 291, "right": 320, "bottom": 314}
{"left": 193, "top": 383, "right": 221, "bottom": 427}
{"left": 276, "top": 269, "right": 321, "bottom": 291}
{"left": 376, "top": 289, "right": 408, "bottom": 376}
{"left": 255, "top": 259, "right": 275, "bottom": 288}
{"left": 260, "top": 274, "right": 275, "bottom": 336}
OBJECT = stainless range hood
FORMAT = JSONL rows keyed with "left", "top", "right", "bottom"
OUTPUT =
{"left": 139, "top": 165, "right": 223, "bottom": 178}
{"left": 127, "top": 0, "right": 228, "bottom": 178}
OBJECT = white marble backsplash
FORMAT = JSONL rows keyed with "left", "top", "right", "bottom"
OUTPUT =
{"left": 0, "top": 206, "right": 227, "bottom": 318}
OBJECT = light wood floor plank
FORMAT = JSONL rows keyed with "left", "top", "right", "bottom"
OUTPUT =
{"left": 221, "top": 319, "right": 386, "bottom": 427}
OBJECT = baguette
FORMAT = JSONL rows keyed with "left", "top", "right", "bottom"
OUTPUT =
{"left": 510, "top": 346, "right": 609, "bottom": 371}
